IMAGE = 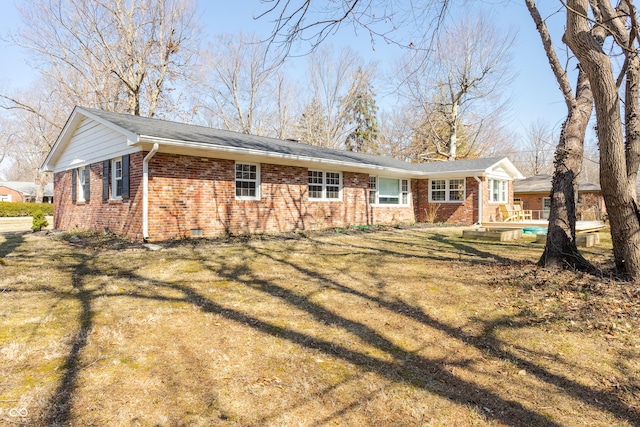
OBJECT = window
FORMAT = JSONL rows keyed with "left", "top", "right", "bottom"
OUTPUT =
{"left": 488, "top": 179, "right": 507, "bottom": 203}
{"left": 103, "top": 155, "right": 129, "bottom": 201}
{"left": 308, "top": 170, "right": 341, "bottom": 200}
{"left": 235, "top": 163, "right": 259, "bottom": 199}
{"left": 448, "top": 179, "right": 465, "bottom": 201}
{"left": 430, "top": 179, "right": 447, "bottom": 201}
{"left": 430, "top": 178, "right": 466, "bottom": 202}
{"left": 77, "top": 167, "right": 86, "bottom": 201}
{"left": 0, "top": 194, "right": 11, "bottom": 202}
{"left": 369, "top": 176, "right": 377, "bottom": 204}
{"left": 72, "top": 165, "right": 90, "bottom": 203}
{"left": 368, "top": 176, "right": 409, "bottom": 205}
{"left": 542, "top": 197, "right": 551, "bottom": 219}
{"left": 112, "top": 158, "right": 124, "bottom": 199}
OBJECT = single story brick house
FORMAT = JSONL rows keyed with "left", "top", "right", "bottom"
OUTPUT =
{"left": 41, "top": 107, "right": 524, "bottom": 241}
{"left": 0, "top": 181, "right": 54, "bottom": 203}
{"left": 514, "top": 174, "right": 605, "bottom": 220}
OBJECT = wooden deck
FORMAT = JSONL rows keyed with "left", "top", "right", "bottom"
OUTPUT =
{"left": 480, "top": 220, "right": 606, "bottom": 233}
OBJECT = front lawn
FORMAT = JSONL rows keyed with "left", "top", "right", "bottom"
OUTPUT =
{"left": 0, "top": 226, "right": 638, "bottom": 426}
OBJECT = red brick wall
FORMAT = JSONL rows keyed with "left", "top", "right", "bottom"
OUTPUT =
{"left": 0, "top": 186, "right": 24, "bottom": 203}
{"left": 54, "top": 152, "right": 500, "bottom": 240}
{"left": 53, "top": 152, "right": 144, "bottom": 240}
{"left": 145, "top": 154, "right": 419, "bottom": 240}
{"left": 412, "top": 177, "right": 485, "bottom": 226}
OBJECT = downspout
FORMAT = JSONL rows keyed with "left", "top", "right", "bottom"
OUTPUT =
{"left": 143, "top": 143, "right": 159, "bottom": 240}
{"left": 474, "top": 174, "right": 483, "bottom": 226}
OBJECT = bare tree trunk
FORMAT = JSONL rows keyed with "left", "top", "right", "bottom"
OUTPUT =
{"left": 539, "top": 70, "right": 594, "bottom": 270}
{"left": 564, "top": 0, "right": 640, "bottom": 280}
{"left": 525, "top": 0, "right": 595, "bottom": 271}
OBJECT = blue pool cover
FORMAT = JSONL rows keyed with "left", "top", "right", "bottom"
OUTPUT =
{"left": 522, "top": 226, "right": 548, "bottom": 235}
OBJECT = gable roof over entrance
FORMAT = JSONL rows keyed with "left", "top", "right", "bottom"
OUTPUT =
{"left": 42, "top": 107, "right": 524, "bottom": 180}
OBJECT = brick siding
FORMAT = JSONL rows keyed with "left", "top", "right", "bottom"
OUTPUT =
{"left": 0, "top": 186, "right": 24, "bottom": 203}
{"left": 54, "top": 152, "right": 508, "bottom": 241}
{"left": 53, "top": 152, "right": 144, "bottom": 240}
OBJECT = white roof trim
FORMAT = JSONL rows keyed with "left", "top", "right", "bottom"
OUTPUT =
{"left": 137, "top": 136, "right": 428, "bottom": 177}
{"left": 42, "top": 108, "right": 525, "bottom": 181}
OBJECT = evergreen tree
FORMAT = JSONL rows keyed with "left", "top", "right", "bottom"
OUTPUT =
{"left": 344, "top": 67, "right": 379, "bottom": 153}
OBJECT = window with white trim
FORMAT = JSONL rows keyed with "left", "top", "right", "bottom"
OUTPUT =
{"left": 430, "top": 178, "right": 466, "bottom": 202}
{"left": 0, "top": 194, "right": 11, "bottom": 202}
{"left": 112, "top": 157, "right": 123, "bottom": 199}
{"left": 77, "top": 167, "right": 86, "bottom": 201}
{"left": 369, "top": 176, "right": 377, "bottom": 204}
{"left": 308, "top": 170, "right": 341, "bottom": 200}
{"left": 235, "top": 163, "right": 260, "bottom": 199}
{"left": 488, "top": 178, "right": 508, "bottom": 203}
{"left": 368, "top": 176, "right": 410, "bottom": 205}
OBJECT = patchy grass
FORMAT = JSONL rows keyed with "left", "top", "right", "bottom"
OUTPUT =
{"left": 0, "top": 226, "right": 638, "bottom": 426}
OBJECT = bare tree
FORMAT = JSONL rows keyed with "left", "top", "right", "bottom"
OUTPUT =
{"left": 0, "top": 79, "right": 69, "bottom": 194}
{"left": 514, "top": 119, "right": 555, "bottom": 177}
{"left": 193, "top": 32, "right": 296, "bottom": 137}
{"left": 395, "top": 13, "right": 515, "bottom": 161}
{"left": 564, "top": 0, "right": 640, "bottom": 280}
{"left": 257, "top": 0, "right": 450, "bottom": 54}
{"left": 1, "top": 0, "right": 200, "bottom": 180}
{"left": 9, "top": 0, "right": 199, "bottom": 117}
{"left": 377, "top": 109, "right": 416, "bottom": 160}
{"left": 525, "top": 0, "right": 596, "bottom": 272}
{"left": 295, "top": 46, "right": 377, "bottom": 149}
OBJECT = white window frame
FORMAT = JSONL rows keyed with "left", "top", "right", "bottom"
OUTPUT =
{"left": 0, "top": 194, "right": 11, "bottom": 202}
{"left": 111, "top": 157, "right": 123, "bottom": 200}
{"left": 235, "top": 162, "right": 260, "bottom": 200}
{"left": 77, "top": 167, "right": 86, "bottom": 202}
{"left": 368, "top": 176, "right": 410, "bottom": 206}
{"left": 542, "top": 196, "right": 551, "bottom": 219}
{"left": 488, "top": 178, "right": 508, "bottom": 203}
{"left": 308, "top": 170, "right": 342, "bottom": 201}
{"left": 429, "top": 178, "right": 466, "bottom": 203}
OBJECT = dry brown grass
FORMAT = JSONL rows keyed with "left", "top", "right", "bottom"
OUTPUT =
{"left": 0, "top": 226, "right": 638, "bottom": 426}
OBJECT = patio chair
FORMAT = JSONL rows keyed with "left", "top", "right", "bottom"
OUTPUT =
{"left": 513, "top": 204, "right": 533, "bottom": 220}
{"left": 499, "top": 204, "right": 519, "bottom": 222}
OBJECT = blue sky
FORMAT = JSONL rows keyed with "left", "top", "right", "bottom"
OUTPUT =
{"left": 0, "top": 0, "right": 574, "bottom": 140}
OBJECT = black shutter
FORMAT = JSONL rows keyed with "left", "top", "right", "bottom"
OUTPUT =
{"left": 103, "top": 160, "right": 110, "bottom": 201}
{"left": 71, "top": 168, "right": 77, "bottom": 202}
{"left": 84, "top": 165, "right": 91, "bottom": 201}
{"left": 122, "top": 154, "right": 130, "bottom": 199}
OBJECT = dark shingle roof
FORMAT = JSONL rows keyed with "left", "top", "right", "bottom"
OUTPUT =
{"left": 84, "top": 108, "right": 424, "bottom": 172}
{"left": 514, "top": 174, "right": 601, "bottom": 193}
{"left": 79, "top": 107, "right": 516, "bottom": 176}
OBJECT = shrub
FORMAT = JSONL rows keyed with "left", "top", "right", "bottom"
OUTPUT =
{"left": 0, "top": 202, "right": 54, "bottom": 217}
{"left": 31, "top": 209, "right": 49, "bottom": 232}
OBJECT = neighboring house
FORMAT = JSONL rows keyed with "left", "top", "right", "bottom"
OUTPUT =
{"left": 0, "top": 181, "right": 54, "bottom": 203}
{"left": 41, "top": 107, "right": 524, "bottom": 241}
{"left": 514, "top": 174, "right": 605, "bottom": 220}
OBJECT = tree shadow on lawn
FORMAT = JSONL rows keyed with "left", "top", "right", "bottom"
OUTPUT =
{"left": 33, "top": 237, "right": 639, "bottom": 426}
{"left": 41, "top": 252, "right": 96, "bottom": 425}
{"left": 302, "top": 230, "right": 517, "bottom": 267}
{"left": 0, "top": 231, "right": 26, "bottom": 259}
{"left": 233, "top": 245, "right": 639, "bottom": 426}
